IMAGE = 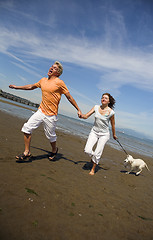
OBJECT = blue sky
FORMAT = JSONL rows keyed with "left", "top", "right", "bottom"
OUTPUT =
{"left": 0, "top": 0, "right": 153, "bottom": 139}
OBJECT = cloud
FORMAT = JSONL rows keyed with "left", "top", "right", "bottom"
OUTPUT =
{"left": 0, "top": 0, "right": 57, "bottom": 28}
{"left": 116, "top": 109, "right": 153, "bottom": 139}
{"left": 67, "top": 86, "right": 96, "bottom": 105}
{"left": 10, "top": 61, "right": 42, "bottom": 78}
{"left": 16, "top": 75, "right": 28, "bottom": 83}
{"left": 97, "top": 68, "right": 153, "bottom": 96}
{"left": 1, "top": 0, "right": 153, "bottom": 98}
{"left": 0, "top": 72, "right": 7, "bottom": 78}
{"left": 1, "top": 24, "right": 153, "bottom": 94}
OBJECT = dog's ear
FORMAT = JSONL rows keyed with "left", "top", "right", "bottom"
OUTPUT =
{"left": 128, "top": 155, "right": 134, "bottom": 162}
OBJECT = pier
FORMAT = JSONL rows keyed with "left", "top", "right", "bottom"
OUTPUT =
{"left": 0, "top": 89, "right": 39, "bottom": 108}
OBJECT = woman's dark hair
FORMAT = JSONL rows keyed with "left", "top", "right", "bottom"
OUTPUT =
{"left": 102, "top": 93, "right": 116, "bottom": 109}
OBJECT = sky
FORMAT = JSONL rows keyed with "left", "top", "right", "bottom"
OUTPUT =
{"left": 0, "top": 0, "right": 153, "bottom": 140}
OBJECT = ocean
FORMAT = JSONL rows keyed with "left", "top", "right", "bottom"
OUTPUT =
{"left": 0, "top": 97, "right": 153, "bottom": 158}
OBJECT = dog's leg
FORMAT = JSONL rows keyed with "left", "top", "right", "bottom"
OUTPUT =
{"left": 136, "top": 169, "right": 142, "bottom": 176}
{"left": 125, "top": 169, "right": 131, "bottom": 174}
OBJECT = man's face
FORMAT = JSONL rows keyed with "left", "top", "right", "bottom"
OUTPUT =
{"left": 48, "top": 64, "right": 59, "bottom": 78}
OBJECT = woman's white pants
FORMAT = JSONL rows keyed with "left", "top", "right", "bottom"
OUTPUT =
{"left": 84, "top": 129, "right": 110, "bottom": 164}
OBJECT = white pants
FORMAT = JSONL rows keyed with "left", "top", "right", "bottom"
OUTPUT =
{"left": 84, "top": 129, "right": 110, "bottom": 164}
{"left": 21, "top": 109, "right": 57, "bottom": 142}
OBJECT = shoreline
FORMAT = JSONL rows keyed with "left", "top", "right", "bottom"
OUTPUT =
{"left": 1, "top": 97, "right": 153, "bottom": 158}
{"left": 1, "top": 98, "right": 153, "bottom": 158}
{"left": 0, "top": 110, "right": 153, "bottom": 240}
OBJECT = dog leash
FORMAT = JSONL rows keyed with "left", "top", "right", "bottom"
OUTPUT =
{"left": 115, "top": 139, "right": 128, "bottom": 155}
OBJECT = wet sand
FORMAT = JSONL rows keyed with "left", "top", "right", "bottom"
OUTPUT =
{"left": 0, "top": 110, "right": 153, "bottom": 240}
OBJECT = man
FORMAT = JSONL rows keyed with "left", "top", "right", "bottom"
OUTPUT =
{"left": 9, "top": 61, "right": 82, "bottom": 160}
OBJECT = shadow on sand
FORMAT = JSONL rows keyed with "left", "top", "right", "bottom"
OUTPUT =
{"left": 16, "top": 146, "right": 111, "bottom": 174}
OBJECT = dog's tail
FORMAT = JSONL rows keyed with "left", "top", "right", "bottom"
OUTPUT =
{"left": 145, "top": 164, "right": 150, "bottom": 171}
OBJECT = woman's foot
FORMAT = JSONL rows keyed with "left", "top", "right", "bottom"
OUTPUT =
{"left": 89, "top": 169, "right": 95, "bottom": 175}
{"left": 89, "top": 162, "right": 96, "bottom": 175}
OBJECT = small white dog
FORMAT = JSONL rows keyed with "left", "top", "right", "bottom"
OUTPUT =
{"left": 124, "top": 154, "right": 150, "bottom": 175}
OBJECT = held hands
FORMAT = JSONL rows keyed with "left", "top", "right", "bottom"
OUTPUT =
{"left": 77, "top": 110, "right": 82, "bottom": 118}
{"left": 77, "top": 111, "right": 87, "bottom": 119}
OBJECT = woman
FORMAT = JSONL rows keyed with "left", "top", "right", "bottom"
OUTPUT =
{"left": 81, "top": 93, "right": 117, "bottom": 175}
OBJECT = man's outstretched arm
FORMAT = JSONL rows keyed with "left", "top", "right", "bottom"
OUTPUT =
{"left": 9, "top": 84, "right": 37, "bottom": 90}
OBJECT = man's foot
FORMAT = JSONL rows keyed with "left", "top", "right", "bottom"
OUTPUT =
{"left": 48, "top": 148, "right": 58, "bottom": 160}
{"left": 16, "top": 153, "right": 32, "bottom": 160}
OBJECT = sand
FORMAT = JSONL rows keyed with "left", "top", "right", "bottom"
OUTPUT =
{"left": 0, "top": 110, "right": 153, "bottom": 240}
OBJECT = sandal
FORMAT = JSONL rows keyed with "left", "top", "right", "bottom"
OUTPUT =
{"left": 16, "top": 153, "right": 32, "bottom": 160}
{"left": 48, "top": 148, "right": 58, "bottom": 160}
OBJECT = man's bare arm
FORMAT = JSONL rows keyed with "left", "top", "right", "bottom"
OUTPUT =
{"left": 9, "top": 84, "right": 37, "bottom": 90}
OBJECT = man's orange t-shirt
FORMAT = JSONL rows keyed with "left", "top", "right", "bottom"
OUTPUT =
{"left": 34, "top": 77, "right": 69, "bottom": 116}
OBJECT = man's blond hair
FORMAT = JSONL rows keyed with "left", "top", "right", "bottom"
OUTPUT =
{"left": 54, "top": 61, "right": 63, "bottom": 76}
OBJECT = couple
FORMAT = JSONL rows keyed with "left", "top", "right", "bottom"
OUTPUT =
{"left": 9, "top": 61, "right": 117, "bottom": 175}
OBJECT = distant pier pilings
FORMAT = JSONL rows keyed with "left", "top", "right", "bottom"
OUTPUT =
{"left": 0, "top": 89, "right": 39, "bottom": 108}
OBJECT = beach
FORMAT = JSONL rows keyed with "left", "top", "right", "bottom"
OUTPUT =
{"left": 0, "top": 110, "right": 153, "bottom": 240}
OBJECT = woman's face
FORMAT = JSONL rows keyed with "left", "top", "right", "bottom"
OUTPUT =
{"left": 101, "top": 94, "right": 110, "bottom": 105}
